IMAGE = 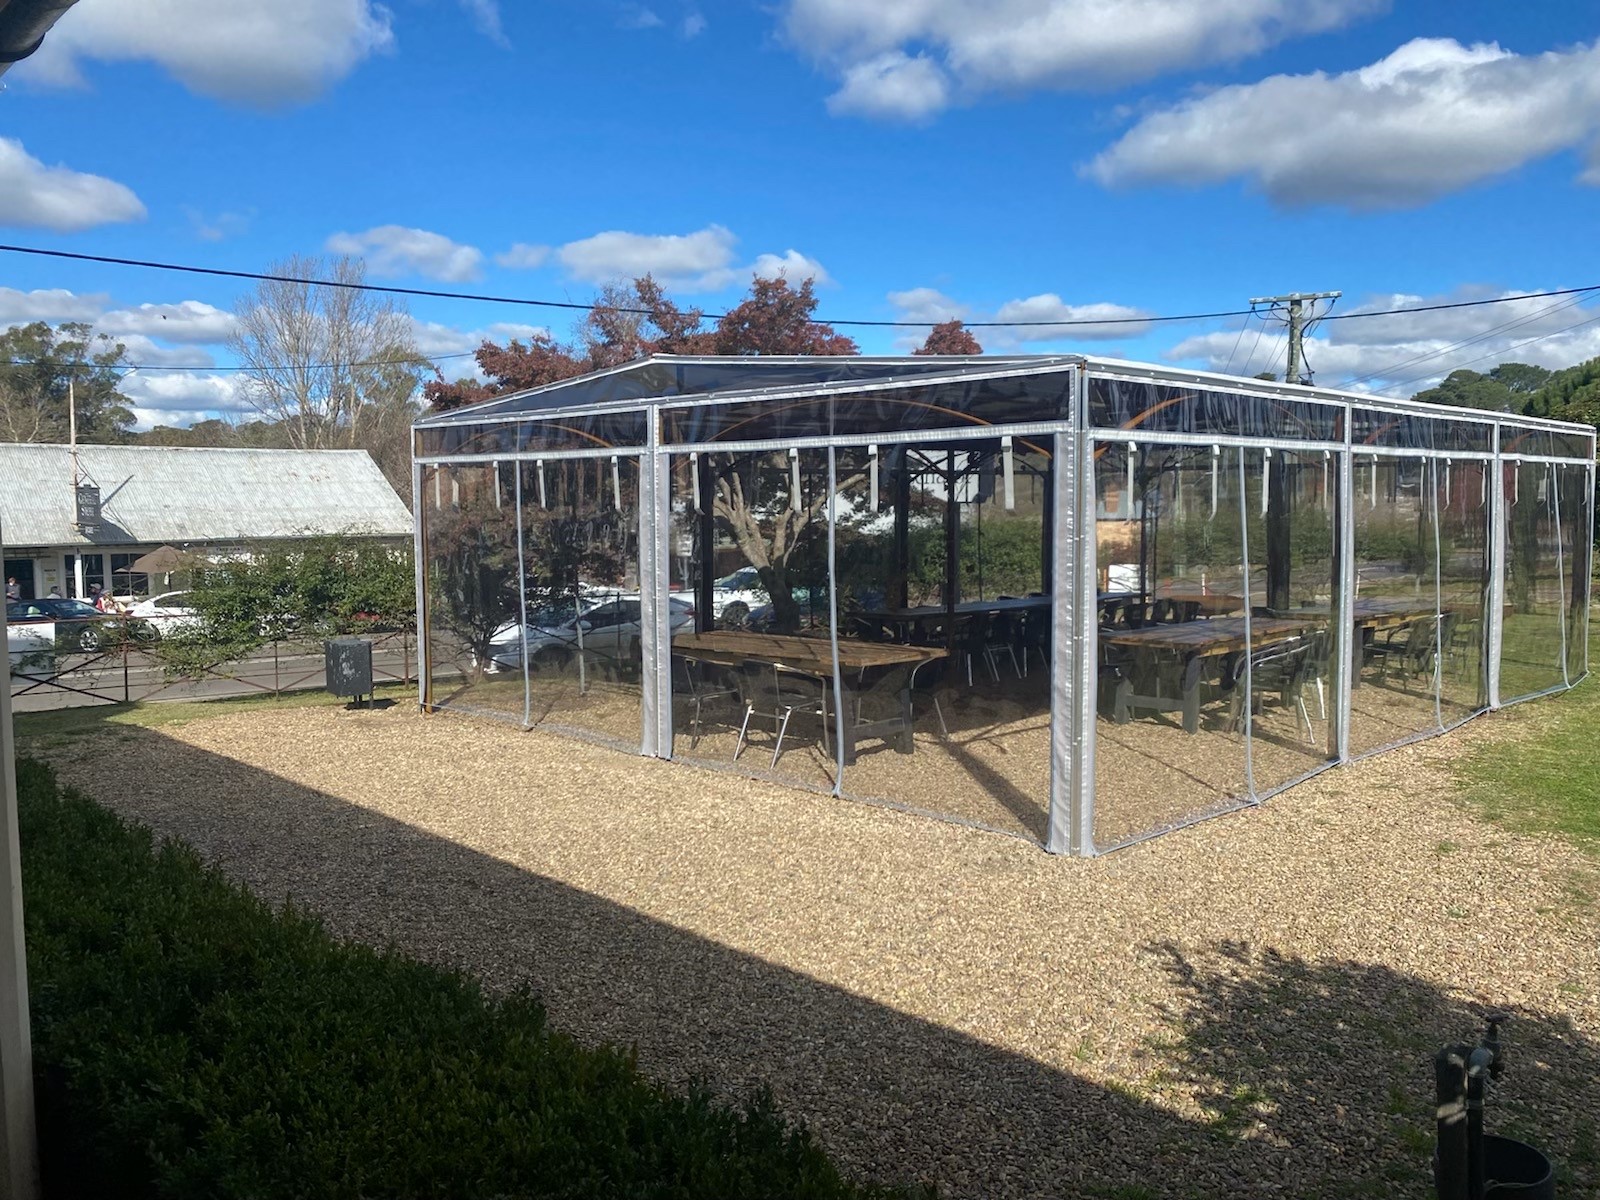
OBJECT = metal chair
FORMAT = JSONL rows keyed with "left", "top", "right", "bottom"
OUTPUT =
{"left": 1367, "top": 614, "right": 1442, "bottom": 685}
{"left": 1229, "top": 637, "right": 1317, "bottom": 742}
{"left": 732, "top": 662, "right": 831, "bottom": 768}
{"left": 673, "top": 655, "right": 739, "bottom": 749}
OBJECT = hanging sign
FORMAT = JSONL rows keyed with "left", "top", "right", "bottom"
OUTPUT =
{"left": 74, "top": 484, "right": 101, "bottom": 531}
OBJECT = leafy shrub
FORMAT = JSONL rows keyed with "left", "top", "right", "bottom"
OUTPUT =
{"left": 18, "top": 759, "right": 912, "bottom": 1200}
{"left": 152, "top": 537, "right": 414, "bottom": 675}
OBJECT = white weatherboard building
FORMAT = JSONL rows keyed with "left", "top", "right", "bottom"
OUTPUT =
{"left": 0, "top": 443, "right": 412, "bottom": 600}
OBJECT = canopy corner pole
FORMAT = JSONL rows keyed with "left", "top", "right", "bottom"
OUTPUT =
{"left": 413, "top": 461, "right": 431, "bottom": 713}
{"left": 1001, "top": 435, "right": 1015, "bottom": 512}
{"left": 868, "top": 444, "right": 880, "bottom": 512}
{"left": 789, "top": 447, "right": 801, "bottom": 512}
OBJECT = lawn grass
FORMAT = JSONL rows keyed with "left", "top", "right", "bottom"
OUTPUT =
{"left": 1455, "top": 623, "right": 1600, "bottom": 857}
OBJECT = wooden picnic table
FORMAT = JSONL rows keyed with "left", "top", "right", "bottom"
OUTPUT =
{"left": 672, "top": 631, "right": 946, "bottom": 763}
{"left": 1101, "top": 616, "right": 1316, "bottom": 732}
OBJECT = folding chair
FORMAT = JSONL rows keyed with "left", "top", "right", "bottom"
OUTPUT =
{"left": 733, "top": 662, "right": 831, "bottom": 768}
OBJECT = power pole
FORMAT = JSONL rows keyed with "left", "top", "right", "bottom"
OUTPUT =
{"left": 1249, "top": 291, "right": 1341, "bottom": 384}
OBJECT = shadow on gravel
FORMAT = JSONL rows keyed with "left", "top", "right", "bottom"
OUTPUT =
{"left": 27, "top": 723, "right": 1600, "bottom": 1200}
{"left": 1153, "top": 941, "right": 1600, "bottom": 1198}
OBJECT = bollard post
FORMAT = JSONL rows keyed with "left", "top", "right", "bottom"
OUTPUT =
{"left": 1434, "top": 1044, "right": 1469, "bottom": 1200}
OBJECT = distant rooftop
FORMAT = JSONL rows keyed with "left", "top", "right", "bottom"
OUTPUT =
{"left": 0, "top": 443, "right": 412, "bottom": 548}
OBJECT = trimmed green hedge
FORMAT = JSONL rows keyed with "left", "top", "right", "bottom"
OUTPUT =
{"left": 17, "top": 759, "right": 912, "bottom": 1199}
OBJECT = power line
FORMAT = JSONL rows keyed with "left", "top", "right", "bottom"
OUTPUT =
{"left": 0, "top": 351, "right": 476, "bottom": 373}
{"left": 1334, "top": 291, "right": 1595, "bottom": 390}
{"left": 1320, "top": 284, "right": 1600, "bottom": 322}
{"left": 0, "top": 241, "right": 1249, "bottom": 329}
{"left": 1372, "top": 309, "right": 1600, "bottom": 398}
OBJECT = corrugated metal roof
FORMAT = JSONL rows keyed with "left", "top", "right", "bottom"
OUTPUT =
{"left": 0, "top": 443, "right": 412, "bottom": 548}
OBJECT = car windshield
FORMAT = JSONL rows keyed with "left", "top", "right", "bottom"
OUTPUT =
{"left": 51, "top": 600, "right": 101, "bottom": 618}
{"left": 716, "top": 569, "right": 758, "bottom": 589}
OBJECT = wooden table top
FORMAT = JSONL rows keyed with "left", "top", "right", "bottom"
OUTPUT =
{"left": 673, "top": 631, "right": 947, "bottom": 672}
{"left": 1103, "top": 616, "right": 1314, "bottom": 656}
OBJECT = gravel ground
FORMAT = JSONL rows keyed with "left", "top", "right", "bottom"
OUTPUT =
{"left": 29, "top": 700, "right": 1600, "bottom": 1200}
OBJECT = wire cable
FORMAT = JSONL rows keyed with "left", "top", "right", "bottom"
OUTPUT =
{"left": 0, "top": 241, "right": 1246, "bottom": 329}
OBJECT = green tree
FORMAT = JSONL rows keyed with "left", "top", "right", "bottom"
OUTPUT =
{"left": 0, "top": 321, "right": 134, "bottom": 442}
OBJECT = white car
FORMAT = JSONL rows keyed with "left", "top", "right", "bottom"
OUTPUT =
{"left": 711, "top": 567, "right": 771, "bottom": 625}
{"left": 128, "top": 590, "right": 201, "bottom": 636}
{"left": 487, "top": 594, "right": 696, "bottom": 670}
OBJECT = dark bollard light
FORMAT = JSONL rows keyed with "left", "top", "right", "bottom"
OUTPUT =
{"left": 1433, "top": 1016, "right": 1555, "bottom": 1200}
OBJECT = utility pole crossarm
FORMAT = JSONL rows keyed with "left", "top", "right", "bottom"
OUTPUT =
{"left": 1249, "top": 290, "right": 1342, "bottom": 386}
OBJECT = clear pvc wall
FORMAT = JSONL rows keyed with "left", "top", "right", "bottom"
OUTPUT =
{"left": 414, "top": 356, "right": 1595, "bottom": 855}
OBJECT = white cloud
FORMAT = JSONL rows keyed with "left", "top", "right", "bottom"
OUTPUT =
{"left": 120, "top": 373, "right": 248, "bottom": 431}
{"left": 325, "top": 225, "right": 485, "bottom": 282}
{"left": 1088, "top": 37, "right": 1600, "bottom": 209}
{"left": 103, "top": 334, "right": 217, "bottom": 369}
{"left": 991, "top": 294, "right": 1151, "bottom": 342}
{"left": 408, "top": 317, "right": 550, "bottom": 359}
{"left": 555, "top": 225, "right": 831, "bottom": 294}
{"left": 1167, "top": 289, "right": 1600, "bottom": 393}
{"left": 183, "top": 206, "right": 253, "bottom": 242}
{"left": 0, "top": 138, "right": 145, "bottom": 231}
{"left": 886, "top": 287, "right": 969, "bottom": 325}
{"left": 786, "top": 0, "right": 1386, "bottom": 118}
{"left": 826, "top": 52, "right": 949, "bottom": 120}
{"left": 682, "top": 12, "right": 707, "bottom": 38}
{"left": 458, "top": 0, "right": 509, "bottom": 46}
{"left": 20, "top": 0, "right": 396, "bottom": 108}
{"left": 558, "top": 224, "right": 738, "bottom": 290}
{"left": 0, "top": 286, "right": 108, "bottom": 324}
{"left": 750, "top": 250, "right": 832, "bottom": 285}
{"left": 619, "top": 5, "right": 664, "bottom": 30}
{"left": 494, "top": 242, "right": 551, "bottom": 270}
{"left": 98, "top": 301, "right": 237, "bottom": 345}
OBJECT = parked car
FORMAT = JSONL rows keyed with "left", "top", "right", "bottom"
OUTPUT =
{"left": 6, "top": 598, "right": 123, "bottom": 653}
{"left": 711, "top": 567, "right": 768, "bottom": 624}
{"left": 711, "top": 567, "right": 818, "bottom": 626}
{"left": 487, "top": 594, "right": 695, "bottom": 670}
{"left": 127, "top": 590, "right": 201, "bottom": 637}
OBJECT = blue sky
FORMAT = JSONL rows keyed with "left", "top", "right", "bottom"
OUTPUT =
{"left": 1, "top": 0, "right": 1598, "bottom": 428}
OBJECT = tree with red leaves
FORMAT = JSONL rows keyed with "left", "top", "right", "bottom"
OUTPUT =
{"left": 704, "top": 276, "right": 857, "bottom": 356}
{"left": 423, "top": 274, "right": 856, "bottom": 412}
{"left": 914, "top": 319, "right": 982, "bottom": 356}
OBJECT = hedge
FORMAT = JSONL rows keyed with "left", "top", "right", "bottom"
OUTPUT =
{"left": 16, "top": 759, "right": 914, "bottom": 1199}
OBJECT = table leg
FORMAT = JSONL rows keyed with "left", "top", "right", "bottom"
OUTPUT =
{"left": 1182, "top": 656, "right": 1201, "bottom": 734}
{"left": 838, "top": 674, "right": 859, "bottom": 766}
{"left": 896, "top": 673, "right": 915, "bottom": 754}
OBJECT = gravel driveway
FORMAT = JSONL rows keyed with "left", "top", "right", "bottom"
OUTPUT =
{"left": 30, "top": 702, "right": 1600, "bottom": 1199}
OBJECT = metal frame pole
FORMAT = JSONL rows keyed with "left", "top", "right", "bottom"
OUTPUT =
{"left": 1487, "top": 427, "right": 1506, "bottom": 709}
{"left": 0, "top": 517, "right": 40, "bottom": 1200}
{"left": 412, "top": 458, "right": 431, "bottom": 712}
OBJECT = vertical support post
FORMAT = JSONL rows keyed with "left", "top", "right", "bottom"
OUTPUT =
{"left": 944, "top": 450, "right": 960, "bottom": 611}
{"left": 0, "top": 540, "right": 40, "bottom": 1200}
{"left": 413, "top": 458, "right": 431, "bottom": 712}
{"left": 892, "top": 450, "right": 911, "bottom": 609}
{"left": 645, "top": 427, "right": 673, "bottom": 759}
{"left": 514, "top": 467, "right": 531, "bottom": 729}
{"left": 695, "top": 454, "right": 715, "bottom": 633}
{"left": 1487, "top": 428, "right": 1506, "bottom": 709}
{"left": 1040, "top": 448, "right": 1055, "bottom": 593}
{"left": 1265, "top": 447, "right": 1291, "bottom": 613}
{"left": 1048, "top": 368, "right": 1095, "bottom": 855}
{"left": 1334, "top": 416, "right": 1355, "bottom": 763}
